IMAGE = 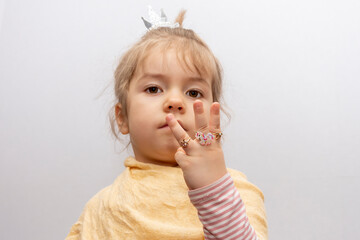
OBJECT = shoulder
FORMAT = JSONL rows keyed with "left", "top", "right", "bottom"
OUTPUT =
{"left": 65, "top": 174, "right": 124, "bottom": 240}
{"left": 84, "top": 185, "right": 112, "bottom": 209}
{"left": 83, "top": 173, "right": 125, "bottom": 211}
{"left": 77, "top": 173, "right": 126, "bottom": 218}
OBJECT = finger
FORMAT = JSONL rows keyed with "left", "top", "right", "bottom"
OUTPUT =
{"left": 174, "top": 148, "right": 187, "bottom": 167}
{"left": 209, "top": 102, "right": 221, "bottom": 132}
{"left": 166, "top": 114, "right": 193, "bottom": 151}
{"left": 193, "top": 100, "right": 208, "bottom": 132}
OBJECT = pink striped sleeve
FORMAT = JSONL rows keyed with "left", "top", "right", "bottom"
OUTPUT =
{"left": 188, "top": 173, "right": 259, "bottom": 240}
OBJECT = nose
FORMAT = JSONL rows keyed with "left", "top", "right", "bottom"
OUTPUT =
{"left": 163, "top": 91, "right": 186, "bottom": 113}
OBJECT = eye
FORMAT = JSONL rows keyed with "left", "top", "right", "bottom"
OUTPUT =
{"left": 145, "top": 86, "right": 162, "bottom": 94}
{"left": 186, "top": 90, "right": 202, "bottom": 98}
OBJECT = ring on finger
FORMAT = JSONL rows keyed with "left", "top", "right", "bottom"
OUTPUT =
{"left": 180, "top": 137, "right": 191, "bottom": 148}
{"left": 195, "top": 131, "right": 214, "bottom": 146}
{"left": 212, "top": 132, "right": 223, "bottom": 140}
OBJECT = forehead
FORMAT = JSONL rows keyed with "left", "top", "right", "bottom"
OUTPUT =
{"left": 135, "top": 42, "right": 216, "bottom": 82}
{"left": 141, "top": 48, "right": 200, "bottom": 77}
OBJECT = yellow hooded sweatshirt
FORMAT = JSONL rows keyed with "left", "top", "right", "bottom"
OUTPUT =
{"left": 66, "top": 157, "right": 268, "bottom": 240}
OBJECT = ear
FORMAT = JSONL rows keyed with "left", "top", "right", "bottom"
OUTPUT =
{"left": 115, "top": 103, "right": 129, "bottom": 135}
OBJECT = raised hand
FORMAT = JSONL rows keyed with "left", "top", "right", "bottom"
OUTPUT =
{"left": 165, "top": 100, "right": 227, "bottom": 190}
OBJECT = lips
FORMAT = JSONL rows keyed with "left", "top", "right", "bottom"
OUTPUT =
{"left": 159, "top": 120, "right": 187, "bottom": 131}
{"left": 159, "top": 123, "right": 169, "bottom": 128}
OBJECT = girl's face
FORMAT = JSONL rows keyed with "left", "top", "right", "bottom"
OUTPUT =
{"left": 122, "top": 48, "right": 213, "bottom": 166}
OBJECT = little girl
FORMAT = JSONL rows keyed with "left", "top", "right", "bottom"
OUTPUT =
{"left": 66, "top": 8, "right": 268, "bottom": 240}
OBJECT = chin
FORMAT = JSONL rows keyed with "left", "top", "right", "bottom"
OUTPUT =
{"left": 153, "top": 146, "right": 178, "bottom": 161}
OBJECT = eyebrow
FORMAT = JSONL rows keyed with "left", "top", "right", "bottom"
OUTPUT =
{"left": 139, "top": 73, "right": 211, "bottom": 87}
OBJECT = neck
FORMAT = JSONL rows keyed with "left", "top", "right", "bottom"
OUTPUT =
{"left": 132, "top": 149, "right": 179, "bottom": 167}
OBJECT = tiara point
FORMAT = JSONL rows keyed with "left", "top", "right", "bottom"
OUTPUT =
{"left": 141, "top": 17, "right": 152, "bottom": 30}
{"left": 160, "top": 9, "right": 168, "bottom": 22}
{"left": 141, "top": 6, "right": 179, "bottom": 30}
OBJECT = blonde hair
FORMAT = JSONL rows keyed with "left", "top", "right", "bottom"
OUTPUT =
{"left": 109, "top": 10, "right": 228, "bottom": 142}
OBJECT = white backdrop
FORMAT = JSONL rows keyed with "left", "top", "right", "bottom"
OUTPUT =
{"left": 1, "top": 0, "right": 359, "bottom": 239}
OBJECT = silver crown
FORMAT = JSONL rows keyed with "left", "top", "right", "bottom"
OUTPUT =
{"left": 141, "top": 6, "right": 180, "bottom": 30}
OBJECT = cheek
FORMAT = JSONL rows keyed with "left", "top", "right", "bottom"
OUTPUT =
{"left": 126, "top": 99, "right": 156, "bottom": 127}
{"left": 128, "top": 110, "right": 146, "bottom": 127}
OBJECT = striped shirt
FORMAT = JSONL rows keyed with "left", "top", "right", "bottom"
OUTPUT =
{"left": 189, "top": 173, "right": 258, "bottom": 240}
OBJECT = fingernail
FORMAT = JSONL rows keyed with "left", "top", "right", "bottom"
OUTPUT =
{"left": 166, "top": 114, "right": 173, "bottom": 121}
{"left": 194, "top": 102, "right": 201, "bottom": 110}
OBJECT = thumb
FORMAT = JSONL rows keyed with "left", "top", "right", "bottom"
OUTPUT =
{"left": 174, "top": 147, "right": 187, "bottom": 167}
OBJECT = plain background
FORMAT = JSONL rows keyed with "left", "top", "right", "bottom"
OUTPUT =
{"left": 1, "top": 0, "right": 359, "bottom": 239}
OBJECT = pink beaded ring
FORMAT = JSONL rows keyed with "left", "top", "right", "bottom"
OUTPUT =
{"left": 195, "top": 131, "right": 223, "bottom": 146}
